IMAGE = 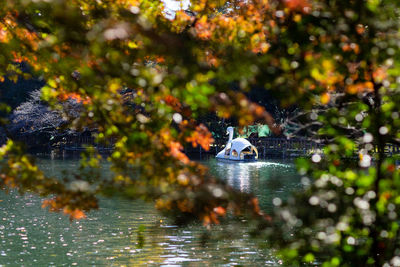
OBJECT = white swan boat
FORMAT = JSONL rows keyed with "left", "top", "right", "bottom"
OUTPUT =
{"left": 216, "top": 127, "right": 258, "bottom": 161}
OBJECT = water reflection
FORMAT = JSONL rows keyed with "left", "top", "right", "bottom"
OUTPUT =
{"left": 209, "top": 159, "right": 301, "bottom": 212}
{"left": 214, "top": 160, "right": 292, "bottom": 193}
{"left": 0, "top": 157, "right": 300, "bottom": 266}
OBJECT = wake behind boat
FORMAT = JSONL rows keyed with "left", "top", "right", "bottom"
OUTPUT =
{"left": 216, "top": 127, "right": 258, "bottom": 162}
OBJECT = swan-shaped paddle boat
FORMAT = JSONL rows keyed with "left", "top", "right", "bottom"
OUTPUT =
{"left": 216, "top": 127, "right": 258, "bottom": 161}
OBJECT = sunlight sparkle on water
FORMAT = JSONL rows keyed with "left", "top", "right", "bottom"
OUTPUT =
{"left": 0, "top": 158, "right": 300, "bottom": 266}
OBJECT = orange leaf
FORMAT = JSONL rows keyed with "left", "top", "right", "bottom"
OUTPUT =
{"left": 63, "top": 207, "right": 86, "bottom": 220}
{"left": 284, "top": 0, "right": 311, "bottom": 12}
{"left": 250, "top": 197, "right": 261, "bottom": 214}
{"left": 164, "top": 95, "right": 182, "bottom": 111}
{"left": 213, "top": 206, "right": 226, "bottom": 216}
{"left": 373, "top": 67, "right": 387, "bottom": 83}
{"left": 203, "top": 215, "right": 211, "bottom": 226}
{"left": 169, "top": 141, "right": 189, "bottom": 164}
{"left": 185, "top": 124, "right": 214, "bottom": 151}
{"left": 320, "top": 93, "right": 330, "bottom": 104}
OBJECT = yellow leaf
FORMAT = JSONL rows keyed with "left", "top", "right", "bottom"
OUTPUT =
{"left": 48, "top": 79, "right": 57, "bottom": 88}
{"left": 322, "top": 59, "right": 334, "bottom": 70}
{"left": 311, "top": 68, "right": 323, "bottom": 81}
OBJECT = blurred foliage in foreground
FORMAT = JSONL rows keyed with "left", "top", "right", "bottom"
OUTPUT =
{"left": 0, "top": 0, "right": 400, "bottom": 266}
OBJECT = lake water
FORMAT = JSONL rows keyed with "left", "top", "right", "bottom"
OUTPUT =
{"left": 0, "top": 158, "right": 300, "bottom": 266}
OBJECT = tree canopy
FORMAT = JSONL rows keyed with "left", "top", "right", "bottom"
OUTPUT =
{"left": 1, "top": 0, "right": 400, "bottom": 266}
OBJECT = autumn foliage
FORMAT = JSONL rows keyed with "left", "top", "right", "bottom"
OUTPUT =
{"left": 1, "top": 0, "right": 400, "bottom": 266}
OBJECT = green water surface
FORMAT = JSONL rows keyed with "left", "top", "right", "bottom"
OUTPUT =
{"left": 0, "top": 158, "right": 300, "bottom": 266}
